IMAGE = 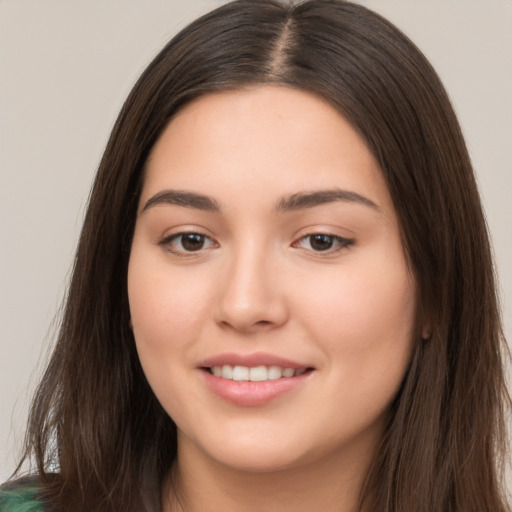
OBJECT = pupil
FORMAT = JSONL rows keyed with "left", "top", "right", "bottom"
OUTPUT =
{"left": 310, "top": 234, "right": 333, "bottom": 251}
{"left": 182, "top": 234, "right": 204, "bottom": 251}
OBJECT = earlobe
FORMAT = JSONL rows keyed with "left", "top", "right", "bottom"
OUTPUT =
{"left": 421, "top": 326, "right": 431, "bottom": 341}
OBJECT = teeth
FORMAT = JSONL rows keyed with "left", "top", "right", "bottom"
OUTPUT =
{"left": 267, "top": 366, "right": 282, "bottom": 380}
{"left": 249, "top": 366, "right": 267, "bottom": 381}
{"left": 221, "top": 365, "right": 233, "bottom": 379}
{"left": 282, "top": 368, "right": 295, "bottom": 378}
{"left": 210, "top": 365, "right": 307, "bottom": 381}
{"left": 232, "top": 365, "right": 249, "bottom": 381}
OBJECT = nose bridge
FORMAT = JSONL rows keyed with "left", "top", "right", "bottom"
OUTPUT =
{"left": 215, "top": 235, "right": 287, "bottom": 331}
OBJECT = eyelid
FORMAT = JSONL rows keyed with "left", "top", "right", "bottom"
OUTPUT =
{"left": 292, "top": 232, "right": 355, "bottom": 255}
{"left": 156, "top": 226, "right": 354, "bottom": 257}
{"left": 158, "top": 229, "right": 219, "bottom": 257}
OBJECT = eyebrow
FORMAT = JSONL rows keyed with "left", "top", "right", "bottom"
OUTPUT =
{"left": 142, "top": 190, "right": 221, "bottom": 213}
{"left": 141, "top": 188, "right": 379, "bottom": 214}
{"left": 275, "top": 189, "right": 380, "bottom": 212}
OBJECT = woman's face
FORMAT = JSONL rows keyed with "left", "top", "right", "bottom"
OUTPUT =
{"left": 128, "top": 86, "right": 416, "bottom": 473}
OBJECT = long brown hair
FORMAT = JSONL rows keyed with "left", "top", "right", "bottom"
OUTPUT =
{"left": 14, "top": 1, "right": 510, "bottom": 510}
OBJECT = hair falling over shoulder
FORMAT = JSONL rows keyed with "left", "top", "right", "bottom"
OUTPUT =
{"left": 9, "top": 1, "right": 510, "bottom": 511}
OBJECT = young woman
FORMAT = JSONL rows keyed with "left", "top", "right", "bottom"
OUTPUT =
{"left": 1, "top": 1, "right": 510, "bottom": 511}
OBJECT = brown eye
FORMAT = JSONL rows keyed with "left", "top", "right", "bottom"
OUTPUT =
{"left": 180, "top": 233, "right": 206, "bottom": 251}
{"left": 160, "top": 232, "right": 217, "bottom": 255}
{"left": 309, "top": 234, "right": 335, "bottom": 251}
{"left": 294, "top": 233, "right": 354, "bottom": 253}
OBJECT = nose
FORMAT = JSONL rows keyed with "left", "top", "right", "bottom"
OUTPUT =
{"left": 214, "top": 244, "right": 289, "bottom": 333}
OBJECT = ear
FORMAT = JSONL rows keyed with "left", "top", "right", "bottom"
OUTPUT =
{"left": 421, "top": 324, "right": 431, "bottom": 341}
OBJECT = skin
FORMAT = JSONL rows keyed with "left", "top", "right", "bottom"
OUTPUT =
{"left": 128, "top": 86, "right": 417, "bottom": 512}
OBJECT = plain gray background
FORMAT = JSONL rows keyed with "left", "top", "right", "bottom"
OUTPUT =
{"left": 1, "top": 0, "right": 511, "bottom": 483}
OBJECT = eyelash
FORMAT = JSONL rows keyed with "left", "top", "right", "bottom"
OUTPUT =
{"left": 159, "top": 232, "right": 354, "bottom": 257}
{"left": 292, "top": 233, "right": 354, "bottom": 254}
{"left": 159, "top": 232, "right": 218, "bottom": 256}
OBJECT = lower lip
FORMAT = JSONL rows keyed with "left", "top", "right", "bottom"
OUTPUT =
{"left": 201, "top": 369, "right": 312, "bottom": 407}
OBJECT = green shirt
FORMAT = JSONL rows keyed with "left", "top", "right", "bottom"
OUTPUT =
{"left": 0, "top": 478, "right": 45, "bottom": 512}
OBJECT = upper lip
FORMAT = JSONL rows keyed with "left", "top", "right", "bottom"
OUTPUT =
{"left": 199, "top": 352, "right": 311, "bottom": 369}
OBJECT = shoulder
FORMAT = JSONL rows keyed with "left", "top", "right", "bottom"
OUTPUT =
{"left": 0, "top": 477, "right": 45, "bottom": 512}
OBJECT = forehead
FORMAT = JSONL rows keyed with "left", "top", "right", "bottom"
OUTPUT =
{"left": 142, "top": 86, "right": 394, "bottom": 216}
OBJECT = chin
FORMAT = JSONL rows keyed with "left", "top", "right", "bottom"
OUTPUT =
{"left": 210, "top": 445, "right": 310, "bottom": 473}
{"left": 179, "top": 426, "right": 316, "bottom": 473}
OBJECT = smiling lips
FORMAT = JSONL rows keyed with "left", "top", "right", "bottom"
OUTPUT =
{"left": 199, "top": 353, "right": 313, "bottom": 406}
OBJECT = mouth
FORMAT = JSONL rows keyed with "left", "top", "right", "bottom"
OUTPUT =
{"left": 203, "top": 364, "right": 312, "bottom": 382}
{"left": 198, "top": 353, "right": 315, "bottom": 405}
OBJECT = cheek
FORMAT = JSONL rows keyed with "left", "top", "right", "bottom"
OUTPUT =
{"left": 127, "top": 249, "right": 218, "bottom": 410}
{"left": 300, "top": 248, "right": 415, "bottom": 341}
{"left": 127, "top": 251, "right": 212, "bottom": 420}
{"left": 295, "top": 251, "right": 416, "bottom": 394}
{"left": 128, "top": 254, "right": 210, "bottom": 346}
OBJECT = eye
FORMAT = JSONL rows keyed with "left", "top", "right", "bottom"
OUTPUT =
{"left": 160, "top": 232, "right": 217, "bottom": 255}
{"left": 294, "top": 233, "right": 354, "bottom": 253}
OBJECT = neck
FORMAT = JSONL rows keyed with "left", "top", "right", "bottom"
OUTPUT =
{"left": 164, "top": 435, "right": 376, "bottom": 512}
